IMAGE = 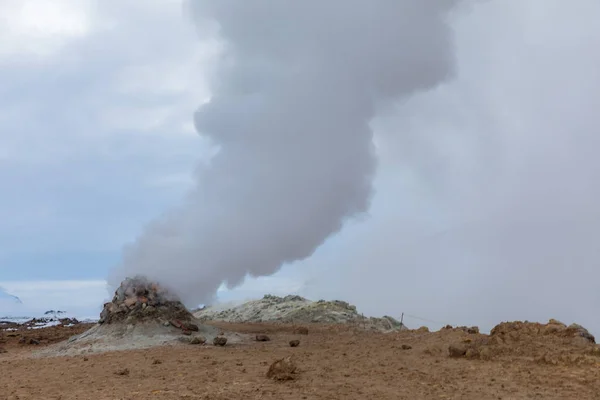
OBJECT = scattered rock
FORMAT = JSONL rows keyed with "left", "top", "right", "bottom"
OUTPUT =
{"left": 183, "top": 323, "right": 199, "bottom": 332}
{"left": 152, "top": 359, "right": 162, "bottom": 365}
{"left": 289, "top": 340, "right": 300, "bottom": 347}
{"left": 213, "top": 336, "right": 227, "bottom": 346}
{"left": 28, "top": 339, "right": 40, "bottom": 345}
{"left": 190, "top": 336, "right": 206, "bottom": 345}
{"left": 401, "top": 344, "right": 412, "bottom": 350}
{"left": 115, "top": 368, "right": 130, "bottom": 376}
{"left": 448, "top": 343, "right": 468, "bottom": 358}
{"left": 255, "top": 334, "right": 270, "bottom": 342}
{"left": 266, "top": 356, "right": 297, "bottom": 381}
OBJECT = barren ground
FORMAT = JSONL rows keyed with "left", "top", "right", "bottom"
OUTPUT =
{"left": 2, "top": 321, "right": 600, "bottom": 400}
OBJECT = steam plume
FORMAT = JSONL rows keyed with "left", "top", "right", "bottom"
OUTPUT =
{"left": 109, "top": 1, "right": 463, "bottom": 306}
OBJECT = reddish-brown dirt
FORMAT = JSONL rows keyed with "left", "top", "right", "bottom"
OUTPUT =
{"left": 1, "top": 321, "right": 600, "bottom": 399}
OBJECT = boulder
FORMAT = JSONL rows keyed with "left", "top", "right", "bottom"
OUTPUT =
{"left": 266, "top": 356, "right": 297, "bottom": 380}
{"left": 256, "top": 334, "right": 270, "bottom": 342}
{"left": 213, "top": 336, "right": 227, "bottom": 346}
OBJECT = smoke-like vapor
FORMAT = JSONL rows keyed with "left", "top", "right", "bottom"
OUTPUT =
{"left": 108, "top": 1, "right": 463, "bottom": 306}
{"left": 294, "top": 0, "right": 600, "bottom": 334}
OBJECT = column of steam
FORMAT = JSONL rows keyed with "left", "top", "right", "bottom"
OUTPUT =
{"left": 108, "top": 1, "right": 462, "bottom": 309}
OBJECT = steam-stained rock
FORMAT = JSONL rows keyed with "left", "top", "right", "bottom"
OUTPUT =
{"left": 98, "top": 276, "right": 194, "bottom": 326}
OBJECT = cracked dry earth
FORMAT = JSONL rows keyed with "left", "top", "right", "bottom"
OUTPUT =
{"left": 2, "top": 322, "right": 600, "bottom": 400}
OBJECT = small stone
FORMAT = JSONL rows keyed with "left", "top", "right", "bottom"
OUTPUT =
{"left": 213, "top": 336, "right": 227, "bottom": 346}
{"left": 0, "top": 347, "right": 7, "bottom": 354}
{"left": 401, "top": 344, "right": 412, "bottom": 350}
{"left": 256, "top": 334, "right": 270, "bottom": 342}
{"left": 152, "top": 359, "right": 162, "bottom": 365}
{"left": 289, "top": 340, "right": 300, "bottom": 347}
{"left": 83, "top": 357, "right": 89, "bottom": 361}
{"left": 181, "top": 331, "right": 192, "bottom": 336}
{"left": 190, "top": 336, "right": 206, "bottom": 345}
{"left": 29, "top": 339, "right": 40, "bottom": 345}
{"left": 115, "top": 368, "right": 130, "bottom": 376}
{"left": 266, "top": 356, "right": 297, "bottom": 381}
{"left": 182, "top": 323, "right": 199, "bottom": 332}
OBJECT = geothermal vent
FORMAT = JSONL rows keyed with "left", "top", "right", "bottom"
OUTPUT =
{"left": 99, "top": 276, "right": 197, "bottom": 330}
{"left": 35, "top": 276, "right": 229, "bottom": 357}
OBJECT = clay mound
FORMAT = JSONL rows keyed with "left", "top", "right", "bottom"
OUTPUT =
{"left": 446, "top": 319, "right": 600, "bottom": 365}
{"left": 34, "top": 277, "right": 230, "bottom": 357}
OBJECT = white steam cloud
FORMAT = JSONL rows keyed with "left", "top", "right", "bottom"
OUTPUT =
{"left": 109, "top": 1, "right": 464, "bottom": 306}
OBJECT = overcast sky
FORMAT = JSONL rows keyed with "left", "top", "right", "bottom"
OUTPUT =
{"left": 1, "top": 0, "right": 600, "bottom": 335}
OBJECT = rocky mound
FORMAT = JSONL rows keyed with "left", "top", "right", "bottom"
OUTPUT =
{"left": 444, "top": 319, "right": 600, "bottom": 365}
{"left": 99, "top": 276, "right": 194, "bottom": 327}
{"left": 194, "top": 294, "right": 407, "bottom": 332}
{"left": 35, "top": 277, "right": 227, "bottom": 357}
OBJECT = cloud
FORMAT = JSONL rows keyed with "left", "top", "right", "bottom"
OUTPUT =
{"left": 0, "top": 0, "right": 93, "bottom": 61}
{"left": 0, "top": 0, "right": 214, "bottom": 278}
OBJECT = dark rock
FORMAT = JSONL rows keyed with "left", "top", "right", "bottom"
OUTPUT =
{"left": 182, "top": 323, "right": 199, "bottom": 332}
{"left": 29, "top": 339, "right": 40, "bottom": 345}
{"left": 289, "top": 340, "right": 300, "bottom": 347}
{"left": 213, "top": 336, "right": 227, "bottom": 346}
{"left": 401, "top": 344, "right": 412, "bottom": 350}
{"left": 266, "top": 356, "right": 297, "bottom": 381}
{"left": 115, "top": 368, "right": 130, "bottom": 376}
{"left": 255, "top": 334, "right": 270, "bottom": 342}
{"left": 190, "top": 336, "right": 206, "bottom": 345}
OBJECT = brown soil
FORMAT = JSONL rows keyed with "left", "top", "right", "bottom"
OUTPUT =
{"left": 1, "top": 321, "right": 600, "bottom": 399}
